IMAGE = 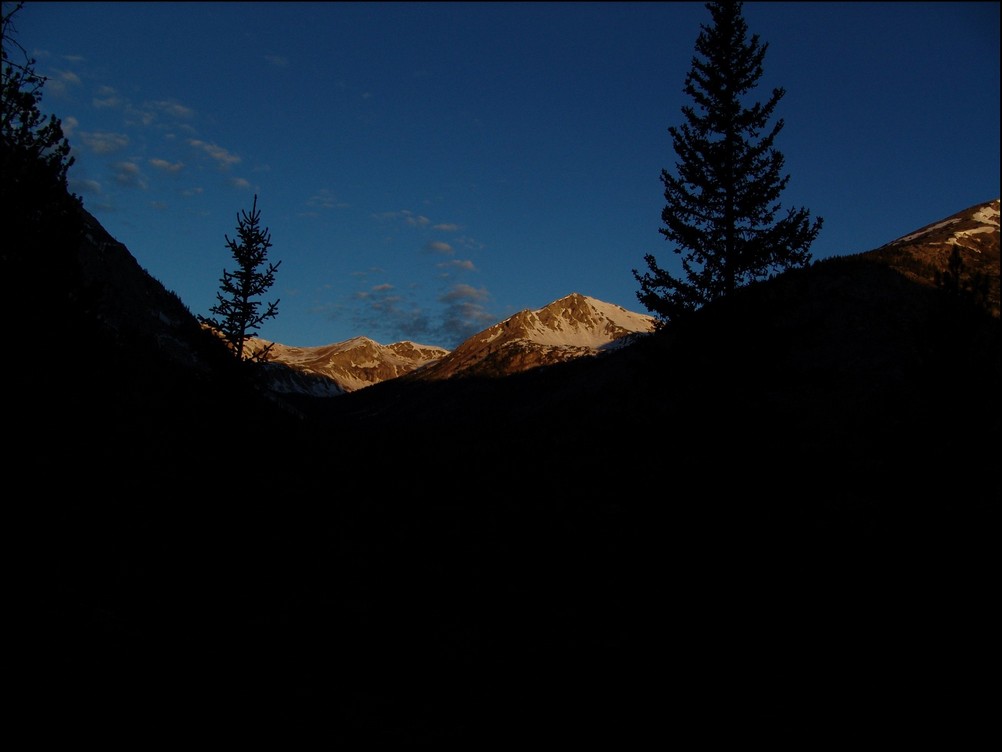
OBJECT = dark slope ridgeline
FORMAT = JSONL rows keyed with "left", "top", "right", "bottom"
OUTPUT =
{"left": 15, "top": 197, "right": 999, "bottom": 743}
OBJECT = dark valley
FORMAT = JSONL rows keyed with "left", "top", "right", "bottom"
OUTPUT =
{"left": 12, "top": 195, "right": 999, "bottom": 743}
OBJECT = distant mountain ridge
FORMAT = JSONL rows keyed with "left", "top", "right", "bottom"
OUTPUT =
{"left": 255, "top": 291, "right": 656, "bottom": 393}
{"left": 246, "top": 335, "right": 449, "bottom": 394}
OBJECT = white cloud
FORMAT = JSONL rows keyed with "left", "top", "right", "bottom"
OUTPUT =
{"left": 442, "top": 283, "right": 490, "bottom": 303}
{"left": 92, "top": 94, "right": 121, "bottom": 109}
{"left": 45, "top": 68, "right": 81, "bottom": 96}
{"left": 80, "top": 131, "right": 129, "bottom": 154}
{"left": 188, "top": 139, "right": 241, "bottom": 167}
{"left": 150, "top": 99, "right": 194, "bottom": 119}
{"left": 425, "top": 240, "right": 454, "bottom": 254}
{"left": 149, "top": 158, "right": 184, "bottom": 173}
{"left": 438, "top": 259, "right": 475, "bottom": 271}
{"left": 58, "top": 69, "right": 81, "bottom": 85}
{"left": 69, "top": 177, "right": 101, "bottom": 195}
{"left": 113, "top": 161, "right": 146, "bottom": 189}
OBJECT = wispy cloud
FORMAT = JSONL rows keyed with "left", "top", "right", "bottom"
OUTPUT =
{"left": 113, "top": 161, "right": 146, "bottom": 189}
{"left": 372, "top": 209, "right": 432, "bottom": 227}
{"left": 306, "top": 189, "right": 346, "bottom": 210}
{"left": 265, "top": 54, "right": 289, "bottom": 67}
{"left": 350, "top": 267, "right": 385, "bottom": 279}
{"left": 44, "top": 68, "right": 82, "bottom": 96}
{"left": 352, "top": 285, "right": 434, "bottom": 342}
{"left": 149, "top": 99, "right": 194, "bottom": 119}
{"left": 80, "top": 131, "right": 129, "bottom": 154}
{"left": 124, "top": 105, "right": 156, "bottom": 127}
{"left": 122, "top": 98, "right": 195, "bottom": 127}
{"left": 432, "top": 223, "right": 459, "bottom": 232}
{"left": 69, "top": 177, "right": 102, "bottom": 196}
{"left": 456, "top": 235, "right": 486, "bottom": 253}
{"left": 438, "top": 259, "right": 475, "bottom": 272}
{"left": 441, "top": 283, "right": 490, "bottom": 304}
{"left": 149, "top": 158, "right": 184, "bottom": 173}
{"left": 188, "top": 139, "right": 241, "bottom": 167}
{"left": 93, "top": 94, "right": 121, "bottom": 109}
{"left": 439, "top": 284, "right": 494, "bottom": 346}
{"left": 229, "top": 177, "right": 252, "bottom": 190}
{"left": 91, "top": 85, "right": 121, "bottom": 110}
{"left": 425, "top": 240, "right": 454, "bottom": 254}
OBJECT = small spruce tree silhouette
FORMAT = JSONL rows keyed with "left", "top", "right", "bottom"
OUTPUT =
{"left": 200, "top": 194, "right": 281, "bottom": 362}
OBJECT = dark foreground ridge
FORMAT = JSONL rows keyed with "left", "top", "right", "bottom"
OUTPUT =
{"left": 13, "top": 201, "right": 999, "bottom": 743}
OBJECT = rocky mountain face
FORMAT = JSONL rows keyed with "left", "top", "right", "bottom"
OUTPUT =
{"left": 868, "top": 197, "right": 1000, "bottom": 315}
{"left": 247, "top": 335, "right": 449, "bottom": 394}
{"left": 254, "top": 291, "right": 655, "bottom": 393}
{"left": 406, "top": 292, "right": 656, "bottom": 381}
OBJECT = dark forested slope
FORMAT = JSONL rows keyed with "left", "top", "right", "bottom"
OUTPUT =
{"left": 13, "top": 198, "right": 998, "bottom": 743}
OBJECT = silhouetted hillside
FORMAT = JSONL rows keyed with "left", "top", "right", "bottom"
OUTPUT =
{"left": 14, "top": 198, "right": 998, "bottom": 744}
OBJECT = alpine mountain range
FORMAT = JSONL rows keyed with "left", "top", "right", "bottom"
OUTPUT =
{"left": 248, "top": 292, "right": 657, "bottom": 395}
{"left": 252, "top": 197, "right": 999, "bottom": 397}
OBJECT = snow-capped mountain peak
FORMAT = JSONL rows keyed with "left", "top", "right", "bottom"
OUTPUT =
{"left": 411, "top": 292, "right": 656, "bottom": 381}
{"left": 481, "top": 292, "right": 656, "bottom": 349}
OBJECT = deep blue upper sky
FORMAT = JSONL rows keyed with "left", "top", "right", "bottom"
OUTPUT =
{"left": 17, "top": 1, "right": 1001, "bottom": 348}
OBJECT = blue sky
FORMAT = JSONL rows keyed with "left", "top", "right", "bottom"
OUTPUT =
{"left": 17, "top": 1, "right": 1001, "bottom": 349}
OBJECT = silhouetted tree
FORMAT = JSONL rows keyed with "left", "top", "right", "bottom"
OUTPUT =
{"left": 935, "top": 244, "right": 990, "bottom": 312}
{"left": 634, "top": 1, "right": 822, "bottom": 326}
{"left": 199, "top": 194, "right": 281, "bottom": 362}
{"left": 1, "top": 1, "right": 81, "bottom": 270}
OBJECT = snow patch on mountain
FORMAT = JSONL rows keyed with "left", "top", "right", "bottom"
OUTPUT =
{"left": 411, "top": 292, "right": 656, "bottom": 381}
{"left": 890, "top": 198, "right": 1000, "bottom": 246}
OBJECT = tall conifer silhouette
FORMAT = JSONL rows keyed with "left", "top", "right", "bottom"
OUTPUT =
{"left": 634, "top": 1, "right": 822, "bottom": 325}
